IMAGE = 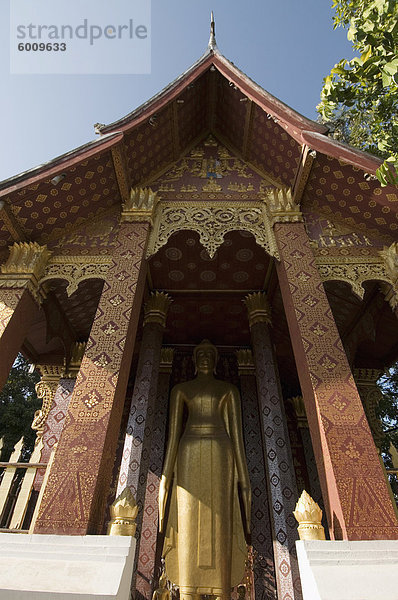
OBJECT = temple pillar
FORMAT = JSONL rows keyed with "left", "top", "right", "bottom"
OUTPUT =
{"left": 236, "top": 349, "right": 276, "bottom": 600}
{"left": 33, "top": 343, "right": 86, "bottom": 491}
{"left": 244, "top": 293, "right": 301, "bottom": 600}
{"left": 268, "top": 188, "right": 398, "bottom": 539}
{"left": 0, "top": 242, "right": 50, "bottom": 389}
{"left": 117, "top": 292, "right": 171, "bottom": 500}
{"left": 136, "top": 348, "right": 174, "bottom": 600}
{"left": 353, "top": 369, "right": 384, "bottom": 451}
{"left": 34, "top": 188, "right": 157, "bottom": 535}
{"left": 116, "top": 291, "right": 171, "bottom": 599}
{"left": 290, "top": 396, "right": 324, "bottom": 519}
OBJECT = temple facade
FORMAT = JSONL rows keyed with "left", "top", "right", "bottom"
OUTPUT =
{"left": 0, "top": 23, "right": 398, "bottom": 600}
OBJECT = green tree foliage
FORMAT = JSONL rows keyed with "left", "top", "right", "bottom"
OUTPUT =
{"left": 0, "top": 354, "right": 40, "bottom": 462}
{"left": 318, "top": 0, "right": 398, "bottom": 185}
{"left": 378, "top": 366, "right": 398, "bottom": 497}
{"left": 379, "top": 366, "right": 398, "bottom": 451}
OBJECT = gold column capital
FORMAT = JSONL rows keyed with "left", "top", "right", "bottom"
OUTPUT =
{"left": 121, "top": 187, "right": 159, "bottom": 224}
{"left": 293, "top": 490, "right": 325, "bottom": 541}
{"left": 64, "top": 341, "right": 87, "bottom": 378}
{"left": 290, "top": 395, "right": 308, "bottom": 429}
{"left": 143, "top": 291, "right": 172, "bottom": 327}
{"left": 236, "top": 348, "right": 255, "bottom": 375}
{"left": 353, "top": 368, "right": 384, "bottom": 385}
{"left": 264, "top": 187, "right": 303, "bottom": 227}
{"left": 244, "top": 292, "right": 271, "bottom": 327}
{"left": 160, "top": 347, "right": 174, "bottom": 373}
{"left": 0, "top": 242, "right": 51, "bottom": 303}
{"left": 32, "top": 364, "right": 64, "bottom": 437}
{"left": 108, "top": 487, "right": 139, "bottom": 536}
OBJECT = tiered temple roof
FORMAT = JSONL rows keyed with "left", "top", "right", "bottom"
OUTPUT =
{"left": 0, "top": 22, "right": 397, "bottom": 379}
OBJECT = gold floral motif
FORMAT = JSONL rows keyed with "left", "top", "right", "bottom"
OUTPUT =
{"left": 304, "top": 296, "right": 317, "bottom": 307}
{"left": 160, "top": 347, "right": 174, "bottom": 373}
{"left": 121, "top": 187, "right": 159, "bottom": 223}
{"left": 84, "top": 391, "right": 100, "bottom": 409}
{"left": 320, "top": 356, "right": 337, "bottom": 371}
{"left": 147, "top": 200, "right": 279, "bottom": 259}
{"left": 244, "top": 292, "right": 272, "bottom": 327}
{"left": 312, "top": 325, "right": 326, "bottom": 337}
{"left": 263, "top": 188, "right": 302, "bottom": 226}
{"left": 236, "top": 349, "right": 255, "bottom": 375}
{"left": 93, "top": 353, "right": 111, "bottom": 368}
{"left": 109, "top": 295, "right": 123, "bottom": 307}
{"left": 103, "top": 323, "right": 117, "bottom": 336}
{"left": 0, "top": 242, "right": 51, "bottom": 303}
{"left": 143, "top": 291, "right": 172, "bottom": 327}
{"left": 345, "top": 441, "right": 361, "bottom": 460}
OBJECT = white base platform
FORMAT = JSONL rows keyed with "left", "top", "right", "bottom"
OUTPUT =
{"left": 0, "top": 533, "right": 136, "bottom": 599}
{"left": 296, "top": 540, "right": 398, "bottom": 600}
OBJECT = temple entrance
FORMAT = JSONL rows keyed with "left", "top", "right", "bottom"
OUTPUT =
{"left": 124, "top": 228, "right": 307, "bottom": 600}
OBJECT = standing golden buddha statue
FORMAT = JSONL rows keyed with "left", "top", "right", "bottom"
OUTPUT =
{"left": 159, "top": 340, "right": 251, "bottom": 600}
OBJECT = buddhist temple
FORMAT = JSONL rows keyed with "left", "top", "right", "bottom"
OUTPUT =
{"left": 0, "top": 15, "right": 398, "bottom": 600}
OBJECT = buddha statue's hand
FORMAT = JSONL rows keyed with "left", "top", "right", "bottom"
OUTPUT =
{"left": 158, "top": 474, "right": 170, "bottom": 533}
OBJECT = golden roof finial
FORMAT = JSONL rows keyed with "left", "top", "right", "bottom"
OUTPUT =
{"left": 208, "top": 11, "right": 217, "bottom": 50}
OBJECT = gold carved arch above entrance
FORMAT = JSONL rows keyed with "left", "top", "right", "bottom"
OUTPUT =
{"left": 40, "top": 256, "right": 111, "bottom": 297}
{"left": 315, "top": 255, "right": 393, "bottom": 301}
{"left": 146, "top": 200, "right": 279, "bottom": 259}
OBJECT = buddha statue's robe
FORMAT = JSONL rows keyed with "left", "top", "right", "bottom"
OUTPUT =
{"left": 162, "top": 376, "right": 249, "bottom": 596}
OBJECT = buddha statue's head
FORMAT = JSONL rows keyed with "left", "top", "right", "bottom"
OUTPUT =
{"left": 193, "top": 339, "right": 218, "bottom": 375}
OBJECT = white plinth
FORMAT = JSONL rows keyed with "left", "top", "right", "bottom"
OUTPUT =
{"left": 296, "top": 539, "right": 398, "bottom": 600}
{"left": 0, "top": 533, "right": 136, "bottom": 599}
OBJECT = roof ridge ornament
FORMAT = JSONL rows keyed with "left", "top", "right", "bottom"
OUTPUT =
{"left": 208, "top": 11, "right": 217, "bottom": 51}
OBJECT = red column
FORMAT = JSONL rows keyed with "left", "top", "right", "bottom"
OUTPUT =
{"left": 274, "top": 220, "right": 398, "bottom": 540}
{"left": 33, "top": 345, "right": 86, "bottom": 490}
{"left": 0, "top": 242, "right": 50, "bottom": 389}
{"left": 34, "top": 213, "right": 152, "bottom": 534}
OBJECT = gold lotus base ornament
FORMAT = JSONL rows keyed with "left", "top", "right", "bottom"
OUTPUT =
{"left": 293, "top": 490, "right": 326, "bottom": 541}
{"left": 107, "top": 487, "right": 139, "bottom": 536}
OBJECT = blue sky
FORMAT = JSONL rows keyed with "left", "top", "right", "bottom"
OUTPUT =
{"left": 0, "top": 1, "right": 353, "bottom": 182}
